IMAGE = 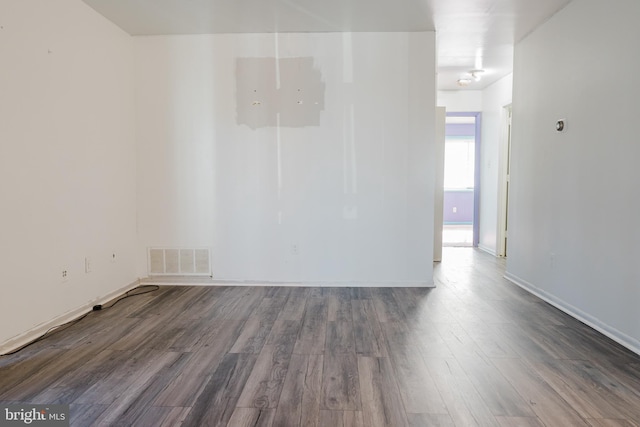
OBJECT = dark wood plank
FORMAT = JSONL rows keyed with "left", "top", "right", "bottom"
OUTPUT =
{"left": 371, "top": 288, "right": 405, "bottom": 323}
{"left": 69, "top": 404, "right": 109, "bottom": 427}
{"left": 272, "top": 354, "right": 306, "bottom": 426}
{"left": 152, "top": 320, "right": 245, "bottom": 407}
{"left": 326, "top": 321, "right": 356, "bottom": 355}
{"left": 226, "top": 408, "right": 275, "bottom": 427}
{"left": 230, "top": 317, "right": 276, "bottom": 354}
{"left": 495, "top": 323, "right": 562, "bottom": 362}
{"left": 358, "top": 356, "right": 408, "bottom": 427}
{"left": 301, "top": 354, "right": 324, "bottom": 426}
{"left": 2, "top": 346, "right": 119, "bottom": 403}
{"left": 328, "top": 296, "right": 352, "bottom": 322}
{"left": 180, "top": 352, "right": 257, "bottom": 427}
{"left": 206, "top": 287, "right": 266, "bottom": 320}
{"left": 531, "top": 359, "right": 640, "bottom": 421}
{"left": 352, "top": 299, "right": 388, "bottom": 357}
{"left": 90, "top": 352, "right": 192, "bottom": 426}
{"left": 271, "top": 352, "right": 324, "bottom": 426}
{"left": 236, "top": 344, "right": 293, "bottom": 409}
{"left": 266, "top": 320, "right": 300, "bottom": 347}
{"left": 348, "top": 288, "right": 372, "bottom": 300}
{"left": 74, "top": 349, "right": 182, "bottom": 405}
{"left": 278, "top": 296, "right": 307, "bottom": 321}
{"left": 31, "top": 349, "right": 127, "bottom": 404}
{"left": 134, "top": 407, "right": 191, "bottom": 427}
{"left": 294, "top": 297, "right": 328, "bottom": 355}
{"left": 252, "top": 297, "right": 288, "bottom": 322}
{"left": 322, "top": 353, "right": 361, "bottom": 411}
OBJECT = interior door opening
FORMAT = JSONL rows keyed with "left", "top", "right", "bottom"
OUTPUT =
{"left": 443, "top": 113, "right": 481, "bottom": 247}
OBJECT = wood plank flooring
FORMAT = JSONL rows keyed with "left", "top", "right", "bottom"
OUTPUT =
{"left": 2, "top": 248, "right": 640, "bottom": 426}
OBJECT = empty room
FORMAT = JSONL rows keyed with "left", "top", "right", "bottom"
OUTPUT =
{"left": 1, "top": 0, "right": 640, "bottom": 426}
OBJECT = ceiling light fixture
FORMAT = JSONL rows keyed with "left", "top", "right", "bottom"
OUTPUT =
{"left": 457, "top": 78, "right": 472, "bottom": 87}
{"left": 470, "top": 69, "right": 485, "bottom": 81}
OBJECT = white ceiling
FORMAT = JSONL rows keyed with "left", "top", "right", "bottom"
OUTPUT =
{"left": 82, "top": 0, "right": 571, "bottom": 90}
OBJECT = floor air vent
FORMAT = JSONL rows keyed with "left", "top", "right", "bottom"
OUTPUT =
{"left": 148, "top": 248, "right": 211, "bottom": 276}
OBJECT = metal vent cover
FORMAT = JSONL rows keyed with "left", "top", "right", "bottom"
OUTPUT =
{"left": 148, "top": 248, "right": 211, "bottom": 276}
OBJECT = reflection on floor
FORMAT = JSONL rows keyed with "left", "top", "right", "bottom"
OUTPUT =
{"left": 443, "top": 224, "right": 473, "bottom": 247}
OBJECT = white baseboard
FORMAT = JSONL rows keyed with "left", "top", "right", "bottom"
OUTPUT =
{"left": 504, "top": 271, "right": 640, "bottom": 357}
{"left": 0, "top": 279, "right": 141, "bottom": 356}
{"left": 477, "top": 244, "right": 498, "bottom": 256}
{"left": 140, "top": 276, "right": 436, "bottom": 288}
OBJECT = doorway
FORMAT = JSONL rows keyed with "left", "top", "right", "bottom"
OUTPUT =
{"left": 443, "top": 112, "right": 481, "bottom": 247}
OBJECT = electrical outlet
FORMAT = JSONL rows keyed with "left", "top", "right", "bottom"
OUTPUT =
{"left": 61, "top": 268, "right": 69, "bottom": 283}
{"left": 85, "top": 257, "right": 92, "bottom": 273}
{"left": 291, "top": 244, "right": 299, "bottom": 255}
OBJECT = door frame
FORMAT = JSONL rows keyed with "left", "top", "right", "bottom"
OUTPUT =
{"left": 497, "top": 104, "right": 512, "bottom": 257}
{"left": 445, "top": 112, "right": 481, "bottom": 247}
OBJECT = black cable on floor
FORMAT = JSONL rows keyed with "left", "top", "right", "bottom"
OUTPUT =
{"left": 0, "top": 285, "right": 160, "bottom": 357}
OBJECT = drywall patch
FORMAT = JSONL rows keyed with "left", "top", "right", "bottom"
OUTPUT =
{"left": 236, "top": 57, "right": 325, "bottom": 129}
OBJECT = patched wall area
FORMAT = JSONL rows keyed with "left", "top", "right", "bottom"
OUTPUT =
{"left": 236, "top": 57, "right": 325, "bottom": 129}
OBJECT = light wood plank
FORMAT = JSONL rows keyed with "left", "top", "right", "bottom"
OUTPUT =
{"left": 319, "top": 410, "right": 364, "bottom": 427}
{"left": 457, "top": 355, "right": 536, "bottom": 417}
{"left": 407, "top": 413, "right": 456, "bottom": 427}
{"left": 495, "top": 416, "right": 546, "bottom": 427}
{"left": 426, "top": 357, "right": 499, "bottom": 427}
{"left": 492, "top": 358, "right": 590, "bottom": 426}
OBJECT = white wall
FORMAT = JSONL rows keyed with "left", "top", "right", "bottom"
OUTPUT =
{"left": 135, "top": 32, "right": 436, "bottom": 284}
{"left": 508, "top": 0, "right": 640, "bottom": 353}
{"left": 479, "top": 74, "right": 512, "bottom": 255}
{"left": 0, "top": 0, "right": 138, "bottom": 350}
{"left": 437, "top": 90, "right": 482, "bottom": 112}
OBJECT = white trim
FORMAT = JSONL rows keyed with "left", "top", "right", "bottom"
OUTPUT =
{"left": 140, "top": 277, "right": 436, "bottom": 288}
{"left": 504, "top": 272, "right": 640, "bottom": 357}
{"left": 496, "top": 104, "right": 512, "bottom": 257}
{"left": 477, "top": 244, "right": 497, "bottom": 257}
{"left": 0, "top": 279, "right": 141, "bottom": 356}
